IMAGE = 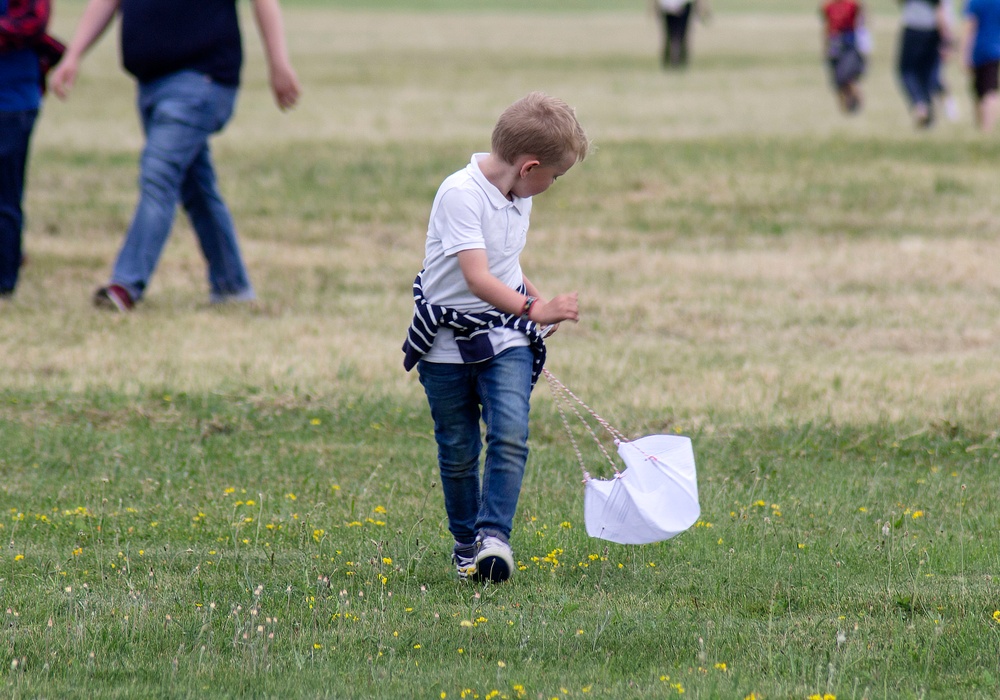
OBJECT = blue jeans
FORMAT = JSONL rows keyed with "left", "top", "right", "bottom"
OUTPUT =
{"left": 0, "top": 109, "right": 38, "bottom": 294}
{"left": 111, "top": 71, "right": 253, "bottom": 301}
{"left": 418, "top": 346, "right": 534, "bottom": 543}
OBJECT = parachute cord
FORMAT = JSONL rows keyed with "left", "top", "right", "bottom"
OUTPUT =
{"left": 542, "top": 368, "right": 627, "bottom": 443}
{"left": 543, "top": 369, "right": 620, "bottom": 478}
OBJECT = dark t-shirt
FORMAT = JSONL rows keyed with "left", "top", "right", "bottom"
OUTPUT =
{"left": 120, "top": 0, "right": 242, "bottom": 85}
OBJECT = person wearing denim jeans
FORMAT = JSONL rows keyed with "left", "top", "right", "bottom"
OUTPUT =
{"left": 402, "top": 93, "right": 590, "bottom": 583}
{"left": 50, "top": 0, "right": 300, "bottom": 311}
{"left": 0, "top": 0, "right": 63, "bottom": 297}
{"left": 0, "top": 109, "right": 36, "bottom": 297}
{"left": 109, "top": 71, "right": 248, "bottom": 304}
{"left": 418, "top": 346, "right": 534, "bottom": 546}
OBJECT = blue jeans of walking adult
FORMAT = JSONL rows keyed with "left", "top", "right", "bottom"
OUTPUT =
{"left": 111, "top": 71, "right": 253, "bottom": 302}
{"left": 0, "top": 109, "right": 38, "bottom": 294}
{"left": 418, "top": 346, "right": 534, "bottom": 544}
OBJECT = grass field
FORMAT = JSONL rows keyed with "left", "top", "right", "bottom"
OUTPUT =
{"left": 2, "top": 1, "right": 999, "bottom": 698}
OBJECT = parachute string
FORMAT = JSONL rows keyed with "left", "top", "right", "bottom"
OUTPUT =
{"left": 543, "top": 368, "right": 622, "bottom": 480}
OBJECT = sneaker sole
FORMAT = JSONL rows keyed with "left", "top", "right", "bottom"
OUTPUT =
{"left": 93, "top": 286, "right": 133, "bottom": 312}
{"left": 472, "top": 555, "right": 511, "bottom": 582}
{"left": 472, "top": 543, "right": 514, "bottom": 583}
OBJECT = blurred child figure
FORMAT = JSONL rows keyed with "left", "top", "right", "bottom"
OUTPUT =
{"left": 897, "top": 0, "right": 952, "bottom": 127}
{"left": 0, "top": 0, "right": 63, "bottom": 298}
{"left": 402, "top": 93, "right": 589, "bottom": 583}
{"left": 963, "top": 0, "right": 1000, "bottom": 130}
{"left": 821, "top": 0, "right": 868, "bottom": 113}
{"left": 932, "top": 0, "right": 961, "bottom": 121}
{"left": 655, "top": 0, "right": 710, "bottom": 69}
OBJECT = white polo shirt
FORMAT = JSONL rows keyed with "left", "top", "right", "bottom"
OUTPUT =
{"left": 419, "top": 153, "right": 533, "bottom": 364}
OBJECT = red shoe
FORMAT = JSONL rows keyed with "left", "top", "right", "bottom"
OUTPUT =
{"left": 93, "top": 284, "right": 134, "bottom": 312}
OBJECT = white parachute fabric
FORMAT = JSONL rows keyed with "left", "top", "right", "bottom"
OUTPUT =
{"left": 583, "top": 434, "right": 700, "bottom": 545}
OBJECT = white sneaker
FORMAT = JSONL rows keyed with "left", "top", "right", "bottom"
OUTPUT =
{"left": 473, "top": 534, "right": 514, "bottom": 583}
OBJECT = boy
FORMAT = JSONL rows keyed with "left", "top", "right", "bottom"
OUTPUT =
{"left": 402, "top": 92, "right": 589, "bottom": 583}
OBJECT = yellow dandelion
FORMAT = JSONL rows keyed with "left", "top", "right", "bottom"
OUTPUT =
{"left": 559, "top": 521, "right": 572, "bottom": 529}
{"left": 382, "top": 557, "right": 392, "bottom": 565}
{"left": 714, "top": 662, "right": 727, "bottom": 672}
{"left": 14, "top": 554, "right": 24, "bottom": 562}
{"left": 497, "top": 660, "right": 506, "bottom": 668}
{"left": 413, "top": 644, "right": 421, "bottom": 649}
{"left": 912, "top": 511, "right": 924, "bottom": 519}
{"left": 310, "top": 418, "right": 321, "bottom": 426}
{"left": 313, "top": 643, "right": 322, "bottom": 650}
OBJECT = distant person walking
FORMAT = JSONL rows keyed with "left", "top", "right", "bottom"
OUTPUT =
{"left": 50, "top": 0, "right": 301, "bottom": 312}
{"left": 963, "top": 0, "right": 1000, "bottom": 130}
{"left": 0, "top": 0, "right": 64, "bottom": 298}
{"left": 931, "top": 0, "right": 961, "bottom": 121}
{"left": 655, "top": 0, "right": 710, "bottom": 69}
{"left": 897, "top": 0, "right": 952, "bottom": 127}
{"left": 820, "top": 0, "right": 868, "bottom": 113}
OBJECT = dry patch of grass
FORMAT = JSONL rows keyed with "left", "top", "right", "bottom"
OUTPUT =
{"left": 6, "top": 5, "right": 997, "bottom": 434}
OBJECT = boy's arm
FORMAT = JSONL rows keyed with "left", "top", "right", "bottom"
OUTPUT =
{"left": 457, "top": 249, "right": 578, "bottom": 326}
{"left": 251, "top": 0, "right": 301, "bottom": 110}
{"left": 49, "top": 0, "right": 120, "bottom": 99}
{"left": 0, "top": 0, "right": 49, "bottom": 51}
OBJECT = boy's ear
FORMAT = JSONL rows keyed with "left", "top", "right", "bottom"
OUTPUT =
{"left": 519, "top": 158, "right": 541, "bottom": 178}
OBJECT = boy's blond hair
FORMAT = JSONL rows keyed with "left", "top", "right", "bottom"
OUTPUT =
{"left": 491, "top": 92, "right": 590, "bottom": 167}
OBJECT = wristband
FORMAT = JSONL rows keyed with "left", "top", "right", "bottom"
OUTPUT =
{"left": 521, "top": 296, "right": 537, "bottom": 319}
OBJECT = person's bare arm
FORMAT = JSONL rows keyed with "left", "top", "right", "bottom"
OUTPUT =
{"left": 49, "top": 0, "right": 121, "bottom": 99}
{"left": 456, "top": 249, "right": 579, "bottom": 326}
{"left": 964, "top": 16, "right": 978, "bottom": 68}
{"left": 252, "top": 0, "right": 301, "bottom": 110}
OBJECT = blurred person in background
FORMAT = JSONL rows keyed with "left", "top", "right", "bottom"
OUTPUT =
{"left": 50, "top": 0, "right": 300, "bottom": 312}
{"left": 963, "top": 0, "right": 1000, "bottom": 130}
{"left": 931, "top": 0, "right": 961, "bottom": 121}
{"left": 0, "top": 0, "right": 63, "bottom": 298}
{"left": 655, "top": 0, "right": 710, "bottom": 69}
{"left": 897, "top": 0, "right": 953, "bottom": 128}
{"left": 820, "top": 0, "right": 868, "bottom": 113}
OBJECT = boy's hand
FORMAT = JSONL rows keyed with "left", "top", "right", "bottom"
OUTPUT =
{"left": 529, "top": 293, "right": 578, "bottom": 325}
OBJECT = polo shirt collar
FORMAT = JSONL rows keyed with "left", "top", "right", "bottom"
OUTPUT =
{"left": 469, "top": 153, "right": 526, "bottom": 214}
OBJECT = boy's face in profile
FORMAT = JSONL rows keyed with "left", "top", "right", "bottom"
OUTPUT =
{"left": 510, "top": 151, "right": 578, "bottom": 199}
